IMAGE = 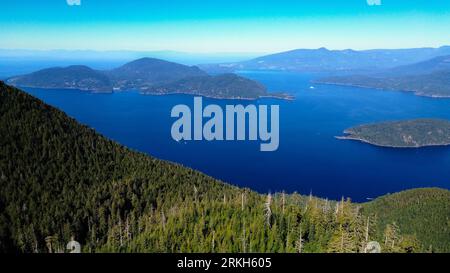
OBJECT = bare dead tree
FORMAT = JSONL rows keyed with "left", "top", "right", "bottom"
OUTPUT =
{"left": 324, "top": 198, "right": 329, "bottom": 213}
{"left": 193, "top": 185, "right": 198, "bottom": 202}
{"left": 212, "top": 230, "right": 215, "bottom": 253}
{"left": 125, "top": 215, "right": 131, "bottom": 242}
{"left": 241, "top": 223, "right": 247, "bottom": 253}
{"left": 264, "top": 193, "right": 272, "bottom": 227}
{"left": 365, "top": 216, "right": 370, "bottom": 242}
{"left": 45, "top": 235, "right": 56, "bottom": 253}
{"left": 295, "top": 225, "right": 304, "bottom": 253}
{"left": 161, "top": 211, "right": 166, "bottom": 231}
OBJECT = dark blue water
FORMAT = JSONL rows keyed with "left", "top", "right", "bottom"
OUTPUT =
{"left": 22, "top": 71, "right": 450, "bottom": 201}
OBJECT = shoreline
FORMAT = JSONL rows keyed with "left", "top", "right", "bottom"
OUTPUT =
{"left": 314, "top": 80, "right": 450, "bottom": 99}
{"left": 140, "top": 91, "right": 295, "bottom": 101}
{"left": 10, "top": 83, "right": 295, "bottom": 101}
{"left": 335, "top": 135, "right": 450, "bottom": 149}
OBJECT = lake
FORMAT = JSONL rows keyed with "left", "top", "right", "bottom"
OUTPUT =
{"left": 22, "top": 71, "right": 450, "bottom": 202}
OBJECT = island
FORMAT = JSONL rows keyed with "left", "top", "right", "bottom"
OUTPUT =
{"left": 6, "top": 57, "right": 294, "bottom": 100}
{"left": 141, "top": 73, "right": 294, "bottom": 100}
{"left": 315, "top": 55, "right": 450, "bottom": 98}
{"left": 5, "top": 65, "right": 113, "bottom": 93}
{"left": 336, "top": 119, "right": 450, "bottom": 148}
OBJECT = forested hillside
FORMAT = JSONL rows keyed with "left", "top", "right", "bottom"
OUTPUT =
{"left": 338, "top": 119, "right": 450, "bottom": 148}
{"left": 362, "top": 188, "right": 450, "bottom": 252}
{"left": 0, "top": 82, "right": 448, "bottom": 253}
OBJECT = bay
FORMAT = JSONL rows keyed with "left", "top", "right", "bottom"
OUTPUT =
{"left": 22, "top": 71, "right": 450, "bottom": 201}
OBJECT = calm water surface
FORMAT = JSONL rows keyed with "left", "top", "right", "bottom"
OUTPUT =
{"left": 23, "top": 71, "right": 450, "bottom": 201}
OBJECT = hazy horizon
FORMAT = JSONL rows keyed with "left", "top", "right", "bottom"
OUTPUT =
{"left": 2, "top": 0, "right": 450, "bottom": 53}
{"left": 1, "top": 44, "right": 450, "bottom": 54}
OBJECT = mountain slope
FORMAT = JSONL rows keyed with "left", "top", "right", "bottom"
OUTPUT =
{"left": 143, "top": 73, "right": 268, "bottom": 99}
{"left": 6, "top": 58, "right": 275, "bottom": 99}
{"left": 337, "top": 119, "right": 450, "bottom": 148}
{"left": 6, "top": 65, "right": 112, "bottom": 92}
{"left": 316, "top": 69, "right": 450, "bottom": 98}
{"left": 0, "top": 81, "right": 237, "bottom": 252}
{"left": 315, "top": 55, "right": 450, "bottom": 98}
{"left": 0, "top": 82, "right": 449, "bottom": 253}
{"left": 384, "top": 55, "right": 450, "bottom": 76}
{"left": 107, "top": 57, "right": 207, "bottom": 90}
{"left": 199, "top": 46, "right": 450, "bottom": 73}
{"left": 362, "top": 188, "right": 450, "bottom": 252}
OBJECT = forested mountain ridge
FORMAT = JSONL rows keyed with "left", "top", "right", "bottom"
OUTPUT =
{"left": 6, "top": 58, "right": 277, "bottom": 99}
{"left": 142, "top": 73, "right": 268, "bottom": 99}
{"left": 0, "top": 81, "right": 238, "bottom": 252}
{"left": 106, "top": 57, "right": 207, "bottom": 91}
{"left": 0, "top": 82, "right": 448, "bottom": 253}
{"left": 362, "top": 188, "right": 450, "bottom": 253}
{"left": 337, "top": 119, "right": 450, "bottom": 148}
{"left": 6, "top": 65, "right": 113, "bottom": 93}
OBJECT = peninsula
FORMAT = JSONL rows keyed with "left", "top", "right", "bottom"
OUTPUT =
{"left": 337, "top": 119, "right": 450, "bottom": 148}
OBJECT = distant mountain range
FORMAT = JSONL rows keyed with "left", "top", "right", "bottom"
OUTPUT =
{"left": 7, "top": 58, "right": 281, "bottom": 99}
{"left": 7, "top": 46, "right": 450, "bottom": 99}
{"left": 316, "top": 55, "right": 450, "bottom": 98}
{"left": 199, "top": 46, "right": 450, "bottom": 73}
{"left": 197, "top": 46, "right": 450, "bottom": 99}
{"left": 0, "top": 49, "right": 262, "bottom": 65}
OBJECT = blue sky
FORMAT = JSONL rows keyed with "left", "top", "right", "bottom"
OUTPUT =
{"left": 1, "top": 0, "right": 450, "bottom": 53}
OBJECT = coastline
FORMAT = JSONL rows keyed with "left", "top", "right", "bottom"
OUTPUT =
{"left": 140, "top": 91, "right": 295, "bottom": 101}
{"left": 335, "top": 134, "right": 450, "bottom": 148}
{"left": 8, "top": 83, "right": 113, "bottom": 94}
{"left": 314, "top": 80, "right": 450, "bottom": 99}
{"left": 8, "top": 83, "right": 295, "bottom": 101}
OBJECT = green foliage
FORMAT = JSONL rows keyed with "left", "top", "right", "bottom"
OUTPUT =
{"left": 7, "top": 58, "right": 271, "bottom": 99}
{"left": 318, "top": 69, "right": 450, "bottom": 98}
{"left": 362, "top": 188, "right": 450, "bottom": 253}
{"left": 0, "top": 82, "right": 448, "bottom": 253}
{"left": 341, "top": 119, "right": 450, "bottom": 148}
{"left": 145, "top": 73, "right": 267, "bottom": 99}
{"left": 7, "top": 65, "right": 112, "bottom": 92}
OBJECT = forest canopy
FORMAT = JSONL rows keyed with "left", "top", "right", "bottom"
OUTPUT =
{"left": 1, "top": 81, "right": 449, "bottom": 253}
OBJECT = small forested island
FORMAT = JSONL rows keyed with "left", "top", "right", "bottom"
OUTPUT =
{"left": 141, "top": 73, "right": 294, "bottom": 100}
{"left": 337, "top": 119, "right": 450, "bottom": 148}
{"left": 6, "top": 58, "right": 293, "bottom": 100}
